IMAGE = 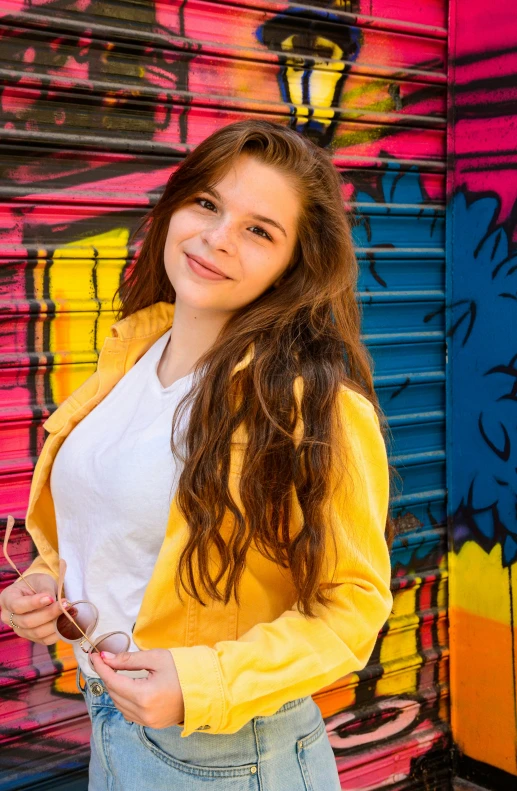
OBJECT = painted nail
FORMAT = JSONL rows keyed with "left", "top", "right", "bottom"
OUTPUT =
{"left": 100, "top": 651, "right": 115, "bottom": 659}
{"left": 40, "top": 596, "right": 53, "bottom": 604}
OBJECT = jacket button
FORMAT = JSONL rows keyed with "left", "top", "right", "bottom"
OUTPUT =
{"left": 250, "top": 766, "right": 257, "bottom": 774}
{"left": 90, "top": 682, "right": 103, "bottom": 697}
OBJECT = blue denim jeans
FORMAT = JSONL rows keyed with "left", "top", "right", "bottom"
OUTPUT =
{"left": 77, "top": 666, "right": 341, "bottom": 790}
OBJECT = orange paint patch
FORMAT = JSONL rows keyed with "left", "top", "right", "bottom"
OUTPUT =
{"left": 313, "top": 683, "right": 357, "bottom": 719}
{"left": 449, "top": 605, "right": 517, "bottom": 774}
{"left": 51, "top": 641, "right": 81, "bottom": 696}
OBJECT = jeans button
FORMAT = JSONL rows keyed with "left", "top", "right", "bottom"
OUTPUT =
{"left": 90, "top": 681, "right": 103, "bottom": 697}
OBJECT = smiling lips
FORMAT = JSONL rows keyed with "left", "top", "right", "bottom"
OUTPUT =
{"left": 186, "top": 253, "right": 229, "bottom": 281}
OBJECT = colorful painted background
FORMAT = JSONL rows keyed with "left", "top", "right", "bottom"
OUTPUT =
{"left": 448, "top": 0, "right": 517, "bottom": 786}
{"left": 0, "top": 1, "right": 450, "bottom": 789}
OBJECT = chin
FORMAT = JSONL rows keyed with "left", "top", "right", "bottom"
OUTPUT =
{"left": 172, "top": 284, "right": 227, "bottom": 312}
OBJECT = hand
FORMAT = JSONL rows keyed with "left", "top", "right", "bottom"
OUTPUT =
{"left": 90, "top": 649, "right": 185, "bottom": 729}
{"left": 0, "top": 573, "right": 66, "bottom": 645}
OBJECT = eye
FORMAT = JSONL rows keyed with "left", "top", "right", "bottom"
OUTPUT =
{"left": 249, "top": 225, "right": 272, "bottom": 241}
{"left": 195, "top": 197, "right": 217, "bottom": 212}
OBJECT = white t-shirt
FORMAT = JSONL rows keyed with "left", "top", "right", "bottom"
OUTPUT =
{"left": 50, "top": 328, "right": 195, "bottom": 678}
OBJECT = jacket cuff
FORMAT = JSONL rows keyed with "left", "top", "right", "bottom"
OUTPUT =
{"left": 168, "top": 646, "right": 225, "bottom": 737}
{"left": 24, "top": 555, "right": 59, "bottom": 584}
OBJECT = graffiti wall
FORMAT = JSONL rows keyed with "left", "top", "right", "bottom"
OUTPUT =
{"left": 447, "top": 0, "right": 517, "bottom": 786}
{"left": 0, "top": 1, "right": 449, "bottom": 788}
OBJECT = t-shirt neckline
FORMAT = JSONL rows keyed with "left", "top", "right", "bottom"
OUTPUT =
{"left": 152, "top": 329, "right": 195, "bottom": 396}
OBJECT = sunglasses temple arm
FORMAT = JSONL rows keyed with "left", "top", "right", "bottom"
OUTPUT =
{"left": 4, "top": 527, "right": 99, "bottom": 655}
{"left": 3, "top": 516, "right": 38, "bottom": 595}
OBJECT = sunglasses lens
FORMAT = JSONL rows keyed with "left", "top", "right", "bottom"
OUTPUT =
{"left": 88, "top": 632, "right": 130, "bottom": 671}
{"left": 94, "top": 632, "right": 130, "bottom": 655}
{"left": 56, "top": 602, "right": 97, "bottom": 641}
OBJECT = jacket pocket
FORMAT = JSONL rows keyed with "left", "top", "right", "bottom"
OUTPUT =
{"left": 296, "top": 719, "right": 341, "bottom": 791}
{"left": 42, "top": 396, "right": 78, "bottom": 434}
{"left": 43, "top": 371, "right": 100, "bottom": 433}
{"left": 137, "top": 725, "right": 259, "bottom": 783}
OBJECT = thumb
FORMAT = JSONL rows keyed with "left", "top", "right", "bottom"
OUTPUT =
{"left": 98, "top": 649, "right": 162, "bottom": 672}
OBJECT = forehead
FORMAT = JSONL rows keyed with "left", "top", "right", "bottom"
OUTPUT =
{"left": 212, "top": 155, "right": 300, "bottom": 226}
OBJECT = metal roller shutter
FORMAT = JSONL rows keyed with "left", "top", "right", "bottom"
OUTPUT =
{"left": 0, "top": 2, "right": 449, "bottom": 788}
{"left": 448, "top": 0, "right": 517, "bottom": 786}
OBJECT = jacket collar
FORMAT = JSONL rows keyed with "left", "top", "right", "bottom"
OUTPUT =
{"left": 109, "top": 301, "right": 254, "bottom": 376}
{"left": 110, "top": 300, "right": 176, "bottom": 340}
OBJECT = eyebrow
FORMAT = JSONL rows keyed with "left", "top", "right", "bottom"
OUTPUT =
{"left": 205, "top": 187, "right": 288, "bottom": 238}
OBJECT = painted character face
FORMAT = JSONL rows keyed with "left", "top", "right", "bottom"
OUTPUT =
{"left": 163, "top": 154, "right": 301, "bottom": 316}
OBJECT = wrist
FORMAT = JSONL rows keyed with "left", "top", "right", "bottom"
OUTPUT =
{"left": 163, "top": 650, "right": 185, "bottom": 724}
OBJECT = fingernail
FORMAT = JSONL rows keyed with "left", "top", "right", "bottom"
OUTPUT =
{"left": 61, "top": 599, "right": 71, "bottom": 609}
{"left": 101, "top": 651, "right": 115, "bottom": 659}
{"left": 40, "top": 596, "right": 53, "bottom": 604}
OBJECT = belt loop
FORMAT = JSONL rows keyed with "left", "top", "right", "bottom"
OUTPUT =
{"left": 76, "top": 664, "right": 87, "bottom": 692}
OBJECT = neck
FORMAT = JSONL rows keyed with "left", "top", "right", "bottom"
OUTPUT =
{"left": 161, "top": 301, "right": 232, "bottom": 383}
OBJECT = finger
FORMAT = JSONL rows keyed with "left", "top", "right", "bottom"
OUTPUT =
{"left": 90, "top": 653, "right": 143, "bottom": 703}
{"left": 0, "top": 595, "right": 55, "bottom": 626}
{"left": 7, "top": 590, "right": 58, "bottom": 615}
{"left": 14, "top": 599, "right": 69, "bottom": 631}
{"left": 12, "top": 622, "right": 59, "bottom": 646}
{"left": 107, "top": 691, "right": 144, "bottom": 724}
{"left": 24, "top": 630, "right": 59, "bottom": 646}
{"left": 39, "top": 629, "right": 60, "bottom": 645}
{"left": 98, "top": 650, "right": 159, "bottom": 673}
{"left": 24, "top": 621, "right": 59, "bottom": 642}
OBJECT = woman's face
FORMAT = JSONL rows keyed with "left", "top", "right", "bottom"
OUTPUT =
{"left": 163, "top": 154, "right": 301, "bottom": 315}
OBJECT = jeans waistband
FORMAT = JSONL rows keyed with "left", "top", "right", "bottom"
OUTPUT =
{"left": 76, "top": 664, "right": 310, "bottom": 719}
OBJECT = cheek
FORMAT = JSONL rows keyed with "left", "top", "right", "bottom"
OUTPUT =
{"left": 164, "top": 212, "right": 200, "bottom": 264}
{"left": 243, "top": 248, "right": 290, "bottom": 291}
{"left": 166, "top": 210, "right": 196, "bottom": 245}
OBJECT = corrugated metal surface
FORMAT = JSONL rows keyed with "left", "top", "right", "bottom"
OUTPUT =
{"left": 0, "top": 1, "right": 449, "bottom": 788}
{"left": 447, "top": 0, "right": 517, "bottom": 785}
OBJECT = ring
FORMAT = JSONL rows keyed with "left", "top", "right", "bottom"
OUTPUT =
{"left": 9, "top": 612, "right": 19, "bottom": 630}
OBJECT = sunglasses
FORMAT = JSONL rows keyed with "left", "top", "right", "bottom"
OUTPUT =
{"left": 4, "top": 515, "right": 130, "bottom": 671}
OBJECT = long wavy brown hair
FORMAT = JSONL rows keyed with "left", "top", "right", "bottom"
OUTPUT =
{"left": 113, "top": 120, "right": 394, "bottom": 617}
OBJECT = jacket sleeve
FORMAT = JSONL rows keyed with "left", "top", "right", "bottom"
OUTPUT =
{"left": 24, "top": 554, "right": 60, "bottom": 583}
{"left": 169, "top": 389, "right": 393, "bottom": 737}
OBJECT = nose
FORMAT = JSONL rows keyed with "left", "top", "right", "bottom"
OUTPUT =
{"left": 202, "top": 217, "right": 237, "bottom": 257}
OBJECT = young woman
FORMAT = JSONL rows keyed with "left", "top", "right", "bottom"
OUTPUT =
{"left": 1, "top": 120, "right": 393, "bottom": 790}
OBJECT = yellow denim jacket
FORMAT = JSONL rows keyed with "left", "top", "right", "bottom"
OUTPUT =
{"left": 24, "top": 301, "right": 393, "bottom": 737}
